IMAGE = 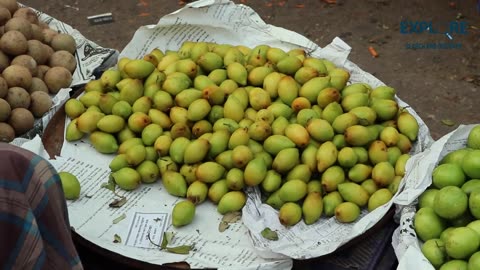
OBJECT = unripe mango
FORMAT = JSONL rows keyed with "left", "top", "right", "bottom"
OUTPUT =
{"left": 349, "top": 106, "right": 377, "bottom": 126}
{"left": 187, "top": 98, "right": 211, "bottom": 122}
{"left": 187, "top": 181, "right": 208, "bottom": 205}
{"left": 368, "top": 188, "right": 393, "bottom": 212}
{"left": 279, "top": 202, "right": 302, "bottom": 226}
{"left": 217, "top": 191, "right": 246, "bottom": 214}
{"left": 284, "top": 123, "right": 310, "bottom": 148}
{"left": 303, "top": 57, "right": 327, "bottom": 75}
{"left": 338, "top": 182, "right": 370, "bottom": 207}
{"left": 273, "top": 148, "right": 299, "bottom": 174}
{"left": 228, "top": 127, "right": 250, "bottom": 149}
{"left": 323, "top": 191, "right": 344, "bottom": 217}
{"left": 276, "top": 55, "right": 302, "bottom": 75}
{"left": 77, "top": 110, "right": 104, "bottom": 133}
{"left": 208, "top": 130, "right": 230, "bottom": 158}
{"left": 80, "top": 91, "right": 102, "bottom": 108}
{"left": 124, "top": 59, "right": 155, "bottom": 79}
{"left": 244, "top": 156, "right": 267, "bottom": 186}
{"left": 369, "top": 140, "right": 388, "bottom": 165}
{"left": 196, "top": 161, "right": 226, "bottom": 183}
{"left": 372, "top": 161, "right": 396, "bottom": 187}
{"left": 306, "top": 118, "right": 334, "bottom": 142}
{"left": 316, "top": 141, "right": 338, "bottom": 172}
{"left": 321, "top": 101, "right": 343, "bottom": 124}
{"left": 277, "top": 76, "right": 299, "bottom": 105}
{"left": 90, "top": 131, "right": 118, "bottom": 154}
{"left": 162, "top": 171, "right": 187, "bottom": 197}
{"left": 341, "top": 93, "right": 369, "bottom": 112}
{"left": 248, "top": 121, "right": 272, "bottom": 141}
{"left": 335, "top": 202, "right": 360, "bottom": 223}
{"left": 172, "top": 200, "right": 195, "bottom": 227}
{"left": 225, "top": 168, "right": 245, "bottom": 191}
{"left": 112, "top": 167, "right": 141, "bottom": 191}
{"left": 321, "top": 165, "right": 345, "bottom": 192}
{"left": 223, "top": 95, "right": 245, "bottom": 122}
{"left": 332, "top": 112, "right": 358, "bottom": 134}
{"left": 65, "top": 99, "right": 86, "bottom": 119}
{"left": 370, "top": 86, "right": 396, "bottom": 100}
{"left": 119, "top": 79, "right": 144, "bottom": 105}
{"left": 227, "top": 62, "right": 247, "bottom": 86}
{"left": 112, "top": 100, "right": 132, "bottom": 119}
{"left": 279, "top": 179, "right": 307, "bottom": 202}
{"left": 262, "top": 170, "right": 282, "bottom": 193}
{"left": 370, "top": 99, "right": 398, "bottom": 121}
{"left": 128, "top": 112, "right": 151, "bottom": 133}
{"left": 208, "top": 179, "right": 229, "bottom": 204}
{"left": 348, "top": 163, "right": 372, "bottom": 183}
{"left": 137, "top": 160, "right": 160, "bottom": 184}
{"left": 65, "top": 118, "right": 84, "bottom": 141}
{"left": 299, "top": 76, "right": 330, "bottom": 103}
{"left": 169, "top": 137, "right": 190, "bottom": 164}
{"left": 397, "top": 111, "right": 419, "bottom": 141}
{"left": 184, "top": 138, "right": 210, "bottom": 164}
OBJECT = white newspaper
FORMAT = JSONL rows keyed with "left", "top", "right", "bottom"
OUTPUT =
{"left": 20, "top": 0, "right": 434, "bottom": 268}
{"left": 392, "top": 124, "right": 477, "bottom": 270}
{"left": 18, "top": 4, "right": 118, "bottom": 140}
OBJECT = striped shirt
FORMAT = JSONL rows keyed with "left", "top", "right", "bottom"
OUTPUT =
{"left": 0, "top": 143, "right": 83, "bottom": 270}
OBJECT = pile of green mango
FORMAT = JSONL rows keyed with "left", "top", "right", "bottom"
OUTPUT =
{"left": 414, "top": 125, "right": 480, "bottom": 269}
{"left": 64, "top": 41, "right": 419, "bottom": 228}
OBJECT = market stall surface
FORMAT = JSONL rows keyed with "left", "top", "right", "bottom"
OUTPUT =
{"left": 22, "top": 0, "right": 480, "bottom": 269}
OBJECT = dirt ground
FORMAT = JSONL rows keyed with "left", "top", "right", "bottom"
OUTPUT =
{"left": 22, "top": 0, "right": 480, "bottom": 140}
{"left": 19, "top": 0, "right": 480, "bottom": 269}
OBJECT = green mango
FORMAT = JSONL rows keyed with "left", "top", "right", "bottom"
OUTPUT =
{"left": 111, "top": 167, "right": 141, "bottom": 191}
{"left": 162, "top": 171, "right": 187, "bottom": 197}
{"left": 217, "top": 191, "right": 246, "bottom": 214}
{"left": 90, "top": 131, "right": 118, "bottom": 154}
{"left": 172, "top": 200, "right": 196, "bottom": 227}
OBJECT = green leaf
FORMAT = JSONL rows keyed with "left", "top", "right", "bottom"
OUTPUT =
{"left": 113, "top": 234, "right": 122, "bottom": 243}
{"left": 441, "top": 119, "right": 455, "bottom": 126}
{"left": 165, "top": 245, "right": 193, "bottom": 254}
{"left": 161, "top": 232, "right": 174, "bottom": 249}
{"left": 101, "top": 175, "right": 116, "bottom": 192}
{"left": 261, "top": 227, "right": 279, "bottom": 241}
{"left": 112, "top": 213, "right": 126, "bottom": 224}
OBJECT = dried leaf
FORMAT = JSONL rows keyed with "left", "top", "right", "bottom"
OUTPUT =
{"left": 261, "top": 228, "right": 279, "bottom": 241}
{"left": 165, "top": 245, "right": 193, "bottom": 254}
{"left": 113, "top": 213, "right": 126, "bottom": 224}
{"left": 218, "top": 221, "right": 230, "bottom": 232}
{"left": 222, "top": 211, "right": 242, "bottom": 223}
{"left": 101, "top": 175, "right": 116, "bottom": 192}
{"left": 161, "top": 232, "right": 174, "bottom": 249}
{"left": 109, "top": 197, "right": 127, "bottom": 208}
{"left": 113, "top": 234, "right": 122, "bottom": 243}
{"left": 441, "top": 119, "right": 455, "bottom": 126}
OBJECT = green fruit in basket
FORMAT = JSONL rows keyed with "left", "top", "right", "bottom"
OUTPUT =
{"left": 247, "top": 66, "right": 272, "bottom": 86}
{"left": 79, "top": 91, "right": 101, "bottom": 108}
{"left": 440, "top": 148, "right": 471, "bottom": 166}
{"left": 128, "top": 112, "right": 151, "bottom": 133}
{"left": 445, "top": 227, "right": 480, "bottom": 259}
{"left": 197, "top": 52, "right": 223, "bottom": 73}
{"left": 440, "top": 227, "right": 455, "bottom": 243}
{"left": 286, "top": 164, "right": 311, "bottom": 183}
{"left": 394, "top": 153, "right": 410, "bottom": 177}
{"left": 247, "top": 45, "right": 269, "bottom": 67}
{"left": 223, "top": 47, "right": 245, "bottom": 66}
{"left": 362, "top": 179, "right": 379, "bottom": 195}
{"left": 439, "top": 260, "right": 468, "bottom": 270}
{"left": 387, "top": 146, "right": 402, "bottom": 166}
{"left": 332, "top": 112, "right": 358, "bottom": 135}
{"left": 217, "top": 191, "right": 246, "bottom": 215}
{"left": 344, "top": 125, "right": 371, "bottom": 147}
{"left": 97, "top": 115, "right": 125, "bottom": 134}
{"left": 294, "top": 66, "right": 318, "bottom": 85}
{"left": 90, "top": 131, "right": 118, "bottom": 154}
{"left": 372, "top": 161, "right": 395, "bottom": 187}
{"left": 149, "top": 109, "right": 171, "bottom": 129}
{"left": 207, "top": 179, "right": 228, "bottom": 204}
{"left": 469, "top": 251, "right": 480, "bottom": 270}
{"left": 146, "top": 145, "right": 159, "bottom": 161}
{"left": 353, "top": 147, "right": 369, "bottom": 164}
{"left": 279, "top": 202, "right": 302, "bottom": 226}
{"left": 76, "top": 110, "right": 104, "bottom": 133}
{"left": 125, "top": 144, "right": 146, "bottom": 166}
{"left": 163, "top": 72, "right": 192, "bottom": 96}
{"left": 100, "top": 69, "right": 122, "bottom": 90}
{"left": 215, "top": 150, "right": 233, "bottom": 169}
{"left": 419, "top": 189, "right": 439, "bottom": 209}
{"left": 248, "top": 87, "right": 271, "bottom": 110}
{"left": 228, "top": 127, "right": 249, "bottom": 149}
{"left": 97, "top": 93, "right": 118, "bottom": 115}
{"left": 175, "top": 89, "right": 202, "bottom": 108}
{"left": 284, "top": 123, "right": 310, "bottom": 148}
{"left": 367, "top": 188, "right": 393, "bottom": 212}
{"left": 196, "top": 161, "right": 226, "bottom": 184}
{"left": 152, "top": 90, "right": 173, "bottom": 113}
{"left": 306, "top": 119, "right": 333, "bottom": 142}
{"left": 341, "top": 93, "right": 369, "bottom": 112}
{"left": 323, "top": 191, "right": 343, "bottom": 217}
{"left": 124, "top": 59, "right": 155, "bottom": 79}
{"left": 461, "top": 179, "right": 480, "bottom": 195}
{"left": 202, "top": 85, "right": 225, "bottom": 105}
{"left": 302, "top": 192, "right": 323, "bottom": 225}
{"left": 303, "top": 57, "right": 327, "bottom": 75}
{"left": 184, "top": 138, "right": 210, "bottom": 164}
{"left": 266, "top": 47, "right": 287, "bottom": 65}
{"left": 469, "top": 189, "right": 480, "bottom": 219}
{"left": 434, "top": 186, "right": 468, "bottom": 219}
{"left": 467, "top": 125, "right": 480, "bottom": 149}
{"left": 379, "top": 126, "right": 400, "bottom": 147}
{"left": 172, "top": 200, "right": 196, "bottom": 227}
{"left": 397, "top": 133, "right": 413, "bottom": 154}
{"left": 368, "top": 140, "right": 388, "bottom": 165}
{"left": 276, "top": 55, "right": 302, "bottom": 75}
{"left": 65, "top": 99, "right": 85, "bottom": 119}
{"left": 136, "top": 160, "right": 159, "bottom": 184}
{"left": 58, "top": 171, "right": 81, "bottom": 200}
{"left": 328, "top": 68, "right": 350, "bottom": 90}
{"left": 248, "top": 120, "right": 272, "bottom": 142}
{"left": 261, "top": 170, "right": 281, "bottom": 193}
{"left": 272, "top": 148, "right": 299, "bottom": 174}
{"left": 370, "top": 99, "right": 398, "bottom": 121}
{"left": 225, "top": 168, "right": 245, "bottom": 191}
{"left": 421, "top": 238, "right": 447, "bottom": 269}
{"left": 187, "top": 181, "right": 208, "bottom": 205}
{"left": 132, "top": 96, "right": 152, "bottom": 114}
{"left": 243, "top": 156, "right": 267, "bottom": 186}
{"left": 279, "top": 179, "right": 307, "bottom": 202}
{"left": 141, "top": 123, "right": 163, "bottom": 146}
{"left": 232, "top": 145, "right": 254, "bottom": 169}
{"left": 432, "top": 163, "right": 466, "bottom": 189}
{"left": 226, "top": 62, "right": 247, "bottom": 86}
{"left": 162, "top": 171, "right": 187, "bottom": 197}
{"left": 467, "top": 220, "right": 480, "bottom": 238}
{"left": 84, "top": 79, "right": 104, "bottom": 93}
{"left": 370, "top": 86, "right": 396, "bottom": 100}
{"left": 109, "top": 154, "right": 129, "bottom": 172}
{"left": 119, "top": 79, "right": 144, "bottom": 105}
{"left": 341, "top": 83, "right": 370, "bottom": 97}
{"left": 144, "top": 69, "right": 166, "bottom": 88}
{"left": 277, "top": 76, "right": 299, "bottom": 106}
{"left": 207, "top": 130, "right": 230, "bottom": 158}
{"left": 118, "top": 137, "right": 143, "bottom": 154}
{"left": 111, "top": 100, "right": 132, "bottom": 119}
{"left": 175, "top": 59, "right": 197, "bottom": 79}
{"left": 307, "top": 180, "right": 322, "bottom": 194}
{"left": 157, "top": 54, "right": 179, "bottom": 72}
{"left": 65, "top": 118, "right": 84, "bottom": 142}
{"left": 298, "top": 76, "right": 329, "bottom": 104}
{"left": 462, "top": 150, "right": 480, "bottom": 179}
{"left": 208, "top": 69, "right": 227, "bottom": 86}
{"left": 397, "top": 111, "right": 419, "bottom": 141}
{"left": 414, "top": 207, "right": 447, "bottom": 241}
{"left": 335, "top": 202, "right": 360, "bottom": 223}
{"left": 450, "top": 212, "right": 474, "bottom": 227}
{"left": 316, "top": 141, "right": 338, "bottom": 173}
{"left": 338, "top": 182, "right": 369, "bottom": 207}
{"left": 187, "top": 98, "right": 211, "bottom": 122}
{"left": 112, "top": 167, "right": 141, "bottom": 191}
{"left": 168, "top": 137, "right": 189, "bottom": 164}
{"left": 321, "top": 165, "right": 345, "bottom": 192}
{"left": 349, "top": 106, "right": 376, "bottom": 126}
{"left": 219, "top": 79, "right": 238, "bottom": 95}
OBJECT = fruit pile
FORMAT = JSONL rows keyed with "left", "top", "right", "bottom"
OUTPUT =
{"left": 64, "top": 41, "right": 419, "bottom": 228}
{"left": 0, "top": 0, "right": 76, "bottom": 142}
{"left": 415, "top": 125, "right": 480, "bottom": 269}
